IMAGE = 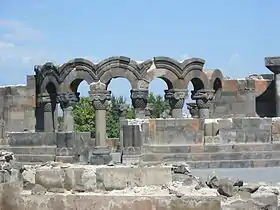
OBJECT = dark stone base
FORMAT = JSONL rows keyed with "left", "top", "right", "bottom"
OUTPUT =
{"left": 89, "top": 147, "right": 112, "bottom": 165}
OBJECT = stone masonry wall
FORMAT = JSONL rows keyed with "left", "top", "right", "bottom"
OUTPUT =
{"left": 212, "top": 78, "right": 274, "bottom": 118}
{"left": 0, "top": 75, "right": 36, "bottom": 133}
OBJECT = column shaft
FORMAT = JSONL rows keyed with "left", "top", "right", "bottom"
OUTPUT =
{"left": 95, "top": 110, "right": 107, "bottom": 146}
{"left": 44, "top": 102, "right": 53, "bottom": 132}
{"left": 276, "top": 74, "right": 280, "bottom": 117}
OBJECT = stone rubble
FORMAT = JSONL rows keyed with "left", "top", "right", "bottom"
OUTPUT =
{"left": 0, "top": 152, "right": 279, "bottom": 209}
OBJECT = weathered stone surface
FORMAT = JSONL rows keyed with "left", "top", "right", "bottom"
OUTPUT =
{"left": 95, "top": 166, "right": 172, "bottom": 190}
{"left": 35, "top": 168, "right": 65, "bottom": 190}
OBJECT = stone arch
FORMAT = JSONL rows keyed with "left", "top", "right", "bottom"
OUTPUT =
{"left": 59, "top": 58, "right": 96, "bottom": 82}
{"left": 97, "top": 56, "right": 151, "bottom": 89}
{"left": 40, "top": 76, "right": 60, "bottom": 93}
{"left": 207, "top": 69, "right": 224, "bottom": 91}
{"left": 183, "top": 70, "right": 209, "bottom": 89}
{"left": 59, "top": 70, "right": 94, "bottom": 93}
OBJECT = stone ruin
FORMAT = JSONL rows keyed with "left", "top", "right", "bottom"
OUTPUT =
{"left": 0, "top": 56, "right": 279, "bottom": 209}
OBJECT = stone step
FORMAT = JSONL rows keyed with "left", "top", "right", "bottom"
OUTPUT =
{"left": 55, "top": 156, "right": 75, "bottom": 163}
{"left": 143, "top": 143, "right": 280, "bottom": 153}
{"left": 141, "top": 159, "right": 280, "bottom": 169}
{"left": 14, "top": 154, "right": 55, "bottom": 162}
{"left": 7, "top": 146, "right": 57, "bottom": 155}
{"left": 142, "top": 151, "right": 280, "bottom": 162}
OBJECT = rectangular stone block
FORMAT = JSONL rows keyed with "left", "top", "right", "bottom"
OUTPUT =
{"left": 272, "top": 118, "right": 280, "bottom": 134}
{"left": 18, "top": 194, "right": 221, "bottom": 210}
{"left": 10, "top": 111, "right": 24, "bottom": 120}
{"left": 95, "top": 166, "right": 172, "bottom": 190}
{"left": 151, "top": 119, "right": 203, "bottom": 145}
{"left": 222, "top": 80, "right": 238, "bottom": 92}
{"left": 6, "top": 132, "right": 56, "bottom": 146}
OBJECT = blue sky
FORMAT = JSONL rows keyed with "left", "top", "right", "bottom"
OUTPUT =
{"left": 0, "top": 0, "right": 280, "bottom": 102}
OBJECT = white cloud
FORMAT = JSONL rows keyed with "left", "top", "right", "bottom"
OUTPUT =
{"left": 0, "top": 19, "right": 50, "bottom": 67}
{"left": 0, "top": 20, "right": 43, "bottom": 42}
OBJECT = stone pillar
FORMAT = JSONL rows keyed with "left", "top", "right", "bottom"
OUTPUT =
{"left": 244, "top": 87, "right": 256, "bottom": 117}
{"left": 144, "top": 103, "right": 152, "bottom": 118}
{"left": 57, "top": 92, "right": 80, "bottom": 132}
{"left": 130, "top": 89, "right": 148, "bottom": 118}
{"left": 38, "top": 93, "right": 53, "bottom": 132}
{"left": 191, "top": 89, "right": 215, "bottom": 120}
{"left": 164, "top": 89, "right": 188, "bottom": 118}
{"left": 265, "top": 56, "right": 280, "bottom": 117}
{"left": 89, "top": 82, "right": 111, "bottom": 147}
{"left": 186, "top": 102, "right": 199, "bottom": 118}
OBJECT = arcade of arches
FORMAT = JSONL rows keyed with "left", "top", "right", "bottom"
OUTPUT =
{"left": 34, "top": 56, "right": 223, "bottom": 147}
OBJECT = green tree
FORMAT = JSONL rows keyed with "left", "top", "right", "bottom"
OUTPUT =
{"left": 72, "top": 97, "right": 95, "bottom": 137}
{"left": 147, "top": 93, "right": 165, "bottom": 118}
{"left": 72, "top": 93, "right": 165, "bottom": 138}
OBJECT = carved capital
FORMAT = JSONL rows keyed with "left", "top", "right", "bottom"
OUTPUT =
{"left": 57, "top": 92, "right": 80, "bottom": 110}
{"left": 90, "top": 90, "right": 111, "bottom": 110}
{"left": 164, "top": 89, "right": 187, "bottom": 110}
{"left": 191, "top": 89, "right": 215, "bottom": 109}
{"left": 115, "top": 104, "right": 129, "bottom": 118}
{"left": 186, "top": 102, "right": 199, "bottom": 118}
{"left": 265, "top": 56, "right": 280, "bottom": 74}
{"left": 130, "top": 89, "right": 148, "bottom": 109}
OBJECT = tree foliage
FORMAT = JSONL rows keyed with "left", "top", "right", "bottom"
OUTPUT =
{"left": 72, "top": 93, "right": 165, "bottom": 138}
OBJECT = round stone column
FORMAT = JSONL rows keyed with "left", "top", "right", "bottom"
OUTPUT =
{"left": 130, "top": 89, "right": 148, "bottom": 119}
{"left": 57, "top": 92, "right": 80, "bottom": 132}
{"left": 38, "top": 93, "right": 54, "bottom": 132}
{"left": 89, "top": 82, "right": 111, "bottom": 147}
{"left": 191, "top": 89, "right": 215, "bottom": 120}
{"left": 164, "top": 89, "right": 188, "bottom": 118}
{"left": 265, "top": 56, "right": 280, "bottom": 117}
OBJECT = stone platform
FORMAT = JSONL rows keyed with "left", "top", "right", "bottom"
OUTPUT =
{"left": 0, "top": 163, "right": 279, "bottom": 210}
{"left": 141, "top": 143, "right": 280, "bottom": 168}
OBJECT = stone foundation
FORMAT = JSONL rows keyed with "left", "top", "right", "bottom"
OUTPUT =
{"left": 0, "top": 162, "right": 278, "bottom": 210}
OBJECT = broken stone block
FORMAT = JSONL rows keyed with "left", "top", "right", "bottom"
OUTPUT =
{"left": 239, "top": 183, "right": 259, "bottom": 193}
{"left": 31, "top": 184, "right": 46, "bottom": 195}
{"left": 90, "top": 147, "right": 112, "bottom": 165}
{"left": 206, "top": 174, "right": 219, "bottom": 189}
{"left": 217, "top": 178, "right": 234, "bottom": 197}
{"left": 35, "top": 168, "right": 64, "bottom": 190}
{"left": 64, "top": 167, "right": 85, "bottom": 192}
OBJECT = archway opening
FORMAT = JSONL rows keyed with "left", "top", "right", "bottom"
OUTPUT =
{"left": 60, "top": 79, "right": 92, "bottom": 133}
{"left": 184, "top": 78, "right": 204, "bottom": 117}
{"left": 148, "top": 77, "right": 170, "bottom": 118}
{"left": 107, "top": 78, "right": 132, "bottom": 140}
{"left": 45, "top": 82, "right": 57, "bottom": 131}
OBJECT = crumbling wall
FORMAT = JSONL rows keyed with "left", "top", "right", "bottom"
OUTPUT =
{"left": 212, "top": 78, "right": 274, "bottom": 118}
{"left": 0, "top": 75, "right": 36, "bottom": 133}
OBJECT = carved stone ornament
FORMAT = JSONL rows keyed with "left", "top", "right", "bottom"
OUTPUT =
{"left": 37, "top": 93, "right": 51, "bottom": 104}
{"left": 186, "top": 102, "right": 199, "bottom": 118}
{"left": 115, "top": 104, "right": 129, "bottom": 118}
{"left": 164, "top": 89, "right": 187, "bottom": 109}
{"left": 44, "top": 103, "right": 52, "bottom": 112}
{"left": 90, "top": 90, "right": 111, "bottom": 110}
{"left": 191, "top": 89, "right": 215, "bottom": 109}
{"left": 57, "top": 92, "right": 80, "bottom": 109}
{"left": 130, "top": 89, "right": 148, "bottom": 109}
